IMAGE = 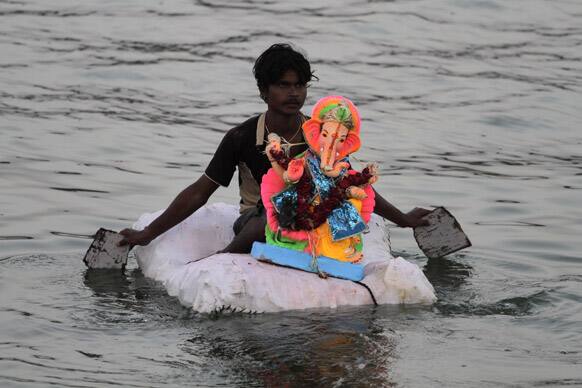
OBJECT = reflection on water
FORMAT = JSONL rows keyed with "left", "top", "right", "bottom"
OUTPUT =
{"left": 84, "top": 269, "right": 133, "bottom": 296}
{"left": 187, "top": 308, "right": 398, "bottom": 387}
{"left": 424, "top": 255, "right": 472, "bottom": 292}
{"left": 1, "top": 0, "right": 582, "bottom": 386}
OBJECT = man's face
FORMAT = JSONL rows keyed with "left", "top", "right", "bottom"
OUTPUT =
{"left": 263, "top": 70, "right": 307, "bottom": 115}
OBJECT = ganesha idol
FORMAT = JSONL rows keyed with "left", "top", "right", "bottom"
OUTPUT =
{"left": 253, "top": 96, "right": 379, "bottom": 277}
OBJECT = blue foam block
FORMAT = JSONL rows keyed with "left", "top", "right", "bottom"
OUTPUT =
{"left": 250, "top": 242, "right": 364, "bottom": 281}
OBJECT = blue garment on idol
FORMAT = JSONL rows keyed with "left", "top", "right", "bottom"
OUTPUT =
{"left": 271, "top": 151, "right": 367, "bottom": 241}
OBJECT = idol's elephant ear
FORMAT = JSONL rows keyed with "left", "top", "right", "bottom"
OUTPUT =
{"left": 337, "top": 132, "right": 361, "bottom": 160}
{"left": 302, "top": 119, "right": 322, "bottom": 153}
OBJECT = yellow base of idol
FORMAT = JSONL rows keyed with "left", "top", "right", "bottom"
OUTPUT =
{"left": 311, "top": 198, "right": 364, "bottom": 263}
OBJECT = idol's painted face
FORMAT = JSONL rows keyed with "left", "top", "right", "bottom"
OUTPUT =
{"left": 262, "top": 70, "right": 307, "bottom": 115}
{"left": 318, "top": 121, "right": 349, "bottom": 172}
{"left": 303, "top": 119, "right": 361, "bottom": 174}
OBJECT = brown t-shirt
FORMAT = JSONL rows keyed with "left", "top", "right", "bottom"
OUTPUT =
{"left": 204, "top": 113, "right": 308, "bottom": 212}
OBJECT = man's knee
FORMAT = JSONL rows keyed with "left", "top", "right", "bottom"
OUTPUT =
{"left": 242, "top": 214, "right": 267, "bottom": 242}
{"left": 233, "top": 206, "right": 266, "bottom": 236}
{"left": 224, "top": 218, "right": 266, "bottom": 253}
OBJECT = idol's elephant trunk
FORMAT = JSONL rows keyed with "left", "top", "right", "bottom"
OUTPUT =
{"left": 320, "top": 132, "right": 340, "bottom": 174}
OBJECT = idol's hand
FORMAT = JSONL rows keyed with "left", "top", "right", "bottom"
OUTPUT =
{"left": 284, "top": 158, "right": 305, "bottom": 183}
{"left": 366, "top": 162, "right": 379, "bottom": 184}
{"left": 346, "top": 186, "right": 368, "bottom": 200}
{"left": 266, "top": 133, "right": 282, "bottom": 160}
{"left": 323, "top": 161, "right": 350, "bottom": 178}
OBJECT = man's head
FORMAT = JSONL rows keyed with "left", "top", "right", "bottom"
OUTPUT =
{"left": 253, "top": 43, "right": 316, "bottom": 115}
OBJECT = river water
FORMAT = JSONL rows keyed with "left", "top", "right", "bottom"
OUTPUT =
{"left": 1, "top": 0, "right": 581, "bottom": 387}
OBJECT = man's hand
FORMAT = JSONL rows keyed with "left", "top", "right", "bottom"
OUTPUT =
{"left": 402, "top": 207, "right": 431, "bottom": 228}
{"left": 118, "top": 228, "right": 154, "bottom": 248}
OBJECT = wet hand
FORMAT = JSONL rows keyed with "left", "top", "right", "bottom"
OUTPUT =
{"left": 403, "top": 207, "right": 431, "bottom": 228}
{"left": 118, "top": 228, "right": 154, "bottom": 248}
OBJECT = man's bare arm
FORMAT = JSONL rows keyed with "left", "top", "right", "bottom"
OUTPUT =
{"left": 372, "top": 188, "right": 430, "bottom": 227}
{"left": 119, "top": 175, "right": 219, "bottom": 247}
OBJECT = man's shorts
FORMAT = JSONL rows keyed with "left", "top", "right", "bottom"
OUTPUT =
{"left": 233, "top": 204, "right": 266, "bottom": 235}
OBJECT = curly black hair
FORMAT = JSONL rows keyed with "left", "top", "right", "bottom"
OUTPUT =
{"left": 253, "top": 43, "right": 317, "bottom": 93}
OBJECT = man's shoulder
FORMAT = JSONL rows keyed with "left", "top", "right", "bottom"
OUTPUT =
{"left": 226, "top": 114, "right": 261, "bottom": 137}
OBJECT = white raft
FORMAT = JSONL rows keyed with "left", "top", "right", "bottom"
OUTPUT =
{"left": 133, "top": 203, "right": 436, "bottom": 313}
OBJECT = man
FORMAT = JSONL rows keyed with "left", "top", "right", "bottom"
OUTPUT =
{"left": 119, "top": 43, "right": 428, "bottom": 251}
